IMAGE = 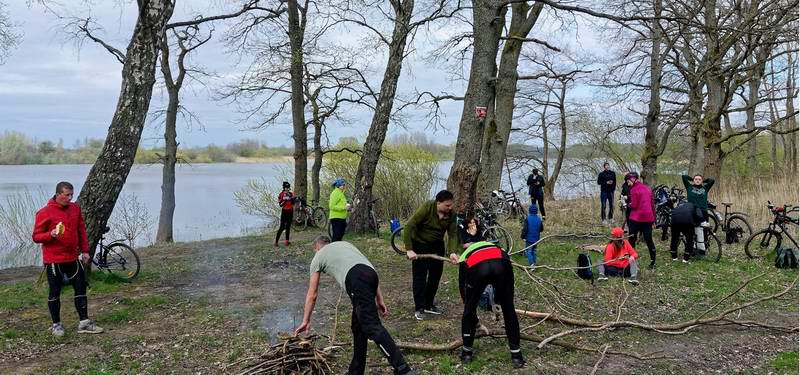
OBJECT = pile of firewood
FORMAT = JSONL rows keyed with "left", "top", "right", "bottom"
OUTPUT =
{"left": 235, "top": 335, "right": 334, "bottom": 375}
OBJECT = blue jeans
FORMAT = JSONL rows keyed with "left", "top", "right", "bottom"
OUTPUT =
{"left": 600, "top": 191, "right": 614, "bottom": 221}
{"left": 525, "top": 241, "right": 537, "bottom": 265}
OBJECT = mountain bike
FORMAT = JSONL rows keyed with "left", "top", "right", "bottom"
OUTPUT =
{"left": 490, "top": 189, "right": 526, "bottom": 219}
{"left": 389, "top": 209, "right": 512, "bottom": 255}
{"left": 653, "top": 185, "right": 684, "bottom": 241}
{"left": 293, "top": 197, "right": 327, "bottom": 231}
{"left": 744, "top": 201, "right": 799, "bottom": 259}
{"left": 707, "top": 202, "right": 752, "bottom": 245}
{"left": 93, "top": 226, "right": 140, "bottom": 280}
{"left": 678, "top": 225, "right": 722, "bottom": 263}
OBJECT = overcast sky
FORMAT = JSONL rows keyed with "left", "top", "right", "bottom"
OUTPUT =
{"left": 0, "top": 1, "right": 601, "bottom": 148}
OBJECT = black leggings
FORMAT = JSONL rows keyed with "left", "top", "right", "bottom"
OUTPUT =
{"left": 461, "top": 258, "right": 520, "bottom": 354}
{"left": 411, "top": 240, "right": 444, "bottom": 311}
{"left": 629, "top": 220, "right": 656, "bottom": 263}
{"left": 670, "top": 224, "right": 694, "bottom": 260}
{"left": 330, "top": 218, "right": 347, "bottom": 241}
{"left": 275, "top": 209, "right": 293, "bottom": 243}
{"left": 345, "top": 265, "right": 412, "bottom": 375}
{"left": 46, "top": 261, "right": 88, "bottom": 324}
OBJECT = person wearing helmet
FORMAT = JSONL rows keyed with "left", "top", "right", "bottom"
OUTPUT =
{"left": 597, "top": 227, "right": 639, "bottom": 285}
{"left": 329, "top": 178, "right": 351, "bottom": 241}
{"left": 275, "top": 181, "right": 294, "bottom": 247}
{"left": 626, "top": 172, "right": 657, "bottom": 269}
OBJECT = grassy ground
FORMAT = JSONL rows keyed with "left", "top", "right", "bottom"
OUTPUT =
{"left": 0, "top": 204, "right": 797, "bottom": 374}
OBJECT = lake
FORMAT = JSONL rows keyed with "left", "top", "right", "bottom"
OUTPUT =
{"left": 0, "top": 161, "right": 595, "bottom": 269}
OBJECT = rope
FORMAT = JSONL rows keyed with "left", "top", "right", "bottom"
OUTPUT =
{"left": 508, "top": 232, "right": 607, "bottom": 256}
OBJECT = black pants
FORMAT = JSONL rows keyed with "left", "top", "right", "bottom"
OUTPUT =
{"left": 530, "top": 194, "right": 546, "bottom": 216}
{"left": 461, "top": 258, "right": 520, "bottom": 353}
{"left": 330, "top": 218, "right": 347, "bottom": 241}
{"left": 600, "top": 191, "right": 614, "bottom": 220}
{"left": 345, "top": 265, "right": 412, "bottom": 375}
{"left": 46, "top": 261, "right": 88, "bottom": 324}
{"left": 670, "top": 224, "right": 694, "bottom": 260}
{"left": 275, "top": 209, "right": 293, "bottom": 243}
{"left": 411, "top": 240, "right": 444, "bottom": 311}
{"left": 628, "top": 220, "right": 656, "bottom": 263}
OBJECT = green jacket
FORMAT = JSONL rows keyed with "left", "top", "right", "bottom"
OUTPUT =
{"left": 328, "top": 188, "right": 348, "bottom": 220}
{"left": 682, "top": 175, "right": 715, "bottom": 212}
{"left": 402, "top": 200, "right": 459, "bottom": 253}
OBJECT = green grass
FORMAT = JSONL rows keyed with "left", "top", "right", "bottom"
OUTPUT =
{"left": 773, "top": 351, "right": 799, "bottom": 374}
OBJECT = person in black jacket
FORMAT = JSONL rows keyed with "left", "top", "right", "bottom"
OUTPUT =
{"left": 526, "top": 169, "right": 546, "bottom": 219}
{"left": 619, "top": 171, "right": 633, "bottom": 228}
{"left": 597, "top": 163, "right": 616, "bottom": 224}
{"left": 669, "top": 202, "right": 703, "bottom": 262}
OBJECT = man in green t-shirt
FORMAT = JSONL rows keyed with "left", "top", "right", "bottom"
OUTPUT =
{"left": 403, "top": 190, "right": 460, "bottom": 320}
{"left": 295, "top": 236, "right": 414, "bottom": 375}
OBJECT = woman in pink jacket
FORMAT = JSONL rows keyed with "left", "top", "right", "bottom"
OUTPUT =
{"left": 626, "top": 172, "right": 657, "bottom": 269}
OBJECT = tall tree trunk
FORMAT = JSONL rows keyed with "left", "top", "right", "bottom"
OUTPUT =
{"left": 78, "top": 0, "right": 175, "bottom": 254}
{"left": 478, "top": 2, "right": 543, "bottom": 195}
{"left": 309, "top": 94, "right": 323, "bottom": 204}
{"left": 640, "top": 0, "right": 662, "bottom": 186}
{"left": 786, "top": 50, "right": 798, "bottom": 176}
{"left": 447, "top": 0, "right": 505, "bottom": 214}
{"left": 288, "top": 0, "right": 308, "bottom": 200}
{"left": 349, "top": 0, "right": 414, "bottom": 232}
{"left": 156, "top": 35, "right": 184, "bottom": 244}
{"left": 701, "top": 0, "right": 724, "bottom": 180}
{"left": 544, "top": 81, "right": 567, "bottom": 201}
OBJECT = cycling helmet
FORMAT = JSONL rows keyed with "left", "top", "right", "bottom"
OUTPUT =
{"left": 332, "top": 178, "right": 346, "bottom": 188}
{"left": 626, "top": 171, "right": 639, "bottom": 181}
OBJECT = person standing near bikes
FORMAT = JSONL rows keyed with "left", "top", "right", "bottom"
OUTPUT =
{"left": 404, "top": 190, "right": 460, "bottom": 320}
{"left": 669, "top": 201, "right": 704, "bottom": 263}
{"left": 682, "top": 174, "right": 715, "bottom": 256}
{"left": 329, "top": 178, "right": 351, "bottom": 241}
{"left": 620, "top": 171, "right": 634, "bottom": 227}
{"left": 626, "top": 172, "right": 658, "bottom": 269}
{"left": 526, "top": 168, "right": 546, "bottom": 219}
{"left": 275, "top": 181, "right": 294, "bottom": 248}
{"left": 597, "top": 162, "right": 616, "bottom": 224}
{"left": 31, "top": 181, "right": 104, "bottom": 337}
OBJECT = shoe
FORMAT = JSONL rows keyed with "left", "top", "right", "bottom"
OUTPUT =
{"left": 511, "top": 353, "right": 526, "bottom": 368}
{"left": 460, "top": 349, "right": 474, "bottom": 365}
{"left": 681, "top": 259, "right": 690, "bottom": 264}
{"left": 423, "top": 306, "right": 443, "bottom": 315}
{"left": 49, "top": 323, "right": 65, "bottom": 337}
{"left": 647, "top": 262, "right": 656, "bottom": 270}
{"left": 597, "top": 275, "right": 608, "bottom": 281}
{"left": 541, "top": 216, "right": 546, "bottom": 221}
{"left": 627, "top": 278, "right": 640, "bottom": 286}
{"left": 284, "top": 240, "right": 291, "bottom": 246}
{"left": 77, "top": 319, "right": 104, "bottom": 334}
{"left": 528, "top": 264, "right": 536, "bottom": 271}
{"left": 671, "top": 258, "right": 679, "bottom": 262}
{"left": 414, "top": 310, "right": 425, "bottom": 321}
{"left": 273, "top": 242, "right": 279, "bottom": 248}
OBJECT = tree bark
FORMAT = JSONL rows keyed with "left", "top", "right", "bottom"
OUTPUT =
{"left": 478, "top": 2, "right": 543, "bottom": 195}
{"left": 447, "top": 0, "right": 505, "bottom": 214}
{"left": 785, "top": 50, "right": 798, "bottom": 176}
{"left": 544, "top": 81, "right": 567, "bottom": 201}
{"left": 309, "top": 92, "right": 323, "bottom": 205}
{"left": 640, "top": 0, "right": 662, "bottom": 186}
{"left": 700, "top": 0, "right": 724, "bottom": 180}
{"left": 78, "top": 0, "right": 176, "bottom": 254}
{"left": 349, "top": 0, "right": 414, "bottom": 232}
{"left": 288, "top": 0, "right": 308, "bottom": 200}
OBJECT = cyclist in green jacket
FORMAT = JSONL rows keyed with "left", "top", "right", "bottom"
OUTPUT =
{"left": 329, "top": 178, "right": 351, "bottom": 241}
{"left": 403, "top": 190, "right": 460, "bottom": 320}
{"left": 682, "top": 174, "right": 715, "bottom": 255}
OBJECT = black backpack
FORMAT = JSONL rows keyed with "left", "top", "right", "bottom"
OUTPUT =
{"left": 576, "top": 253, "right": 594, "bottom": 281}
{"left": 775, "top": 248, "right": 798, "bottom": 269}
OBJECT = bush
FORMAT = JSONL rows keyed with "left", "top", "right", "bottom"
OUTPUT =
{"left": 233, "top": 178, "right": 281, "bottom": 227}
{"left": 321, "top": 141, "right": 438, "bottom": 220}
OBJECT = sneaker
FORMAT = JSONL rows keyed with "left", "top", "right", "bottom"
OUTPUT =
{"left": 647, "top": 262, "right": 656, "bottom": 270}
{"left": 681, "top": 259, "right": 690, "bottom": 264}
{"left": 77, "top": 319, "right": 104, "bottom": 334}
{"left": 627, "top": 278, "right": 640, "bottom": 286}
{"left": 423, "top": 306, "right": 443, "bottom": 315}
{"left": 511, "top": 354, "right": 526, "bottom": 368}
{"left": 414, "top": 310, "right": 425, "bottom": 321}
{"left": 541, "top": 216, "right": 546, "bottom": 221}
{"left": 460, "top": 349, "right": 474, "bottom": 365}
{"left": 597, "top": 275, "right": 608, "bottom": 281}
{"left": 671, "top": 258, "right": 679, "bottom": 262}
{"left": 284, "top": 240, "right": 291, "bottom": 246}
{"left": 49, "top": 323, "right": 65, "bottom": 337}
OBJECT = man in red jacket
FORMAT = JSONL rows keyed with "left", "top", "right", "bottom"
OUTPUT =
{"left": 32, "top": 181, "right": 104, "bottom": 337}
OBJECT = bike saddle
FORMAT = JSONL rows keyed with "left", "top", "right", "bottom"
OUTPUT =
{"left": 102, "top": 226, "right": 110, "bottom": 234}
{"left": 721, "top": 202, "right": 733, "bottom": 206}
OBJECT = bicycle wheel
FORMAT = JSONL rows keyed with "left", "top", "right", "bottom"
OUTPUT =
{"left": 390, "top": 226, "right": 404, "bottom": 255}
{"left": 102, "top": 243, "right": 140, "bottom": 280}
{"left": 707, "top": 210, "right": 720, "bottom": 233}
{"left": 724, "top": 215, "right": 752, "bottom": 244}
{"left": 485, "top": 225, "right": 513, "bottom": 253}
{"left": 744, "top": 229, "right": 782, "bottom": 259}
{"left": 706, "top": 231, "right": 722, "bottom": 263}
{"left": 312, "top": 207, "right": 327, "bottom": 229}
{"left": 293, "top": 207, "right": 308, "bottom": 231}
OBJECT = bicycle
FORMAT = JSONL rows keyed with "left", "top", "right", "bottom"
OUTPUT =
{"left": 490, "top": 189, "right": 526, "bottom": 219}
{"left": 706, "top": 201, "right": 752, "bottom": 245}
{"left": 93, "top": 226, "right": 140, "bottom": 280}
{"left": 677, "top": 224, "right": 722, "bottom": 263}
{"left": 653, "top": 185, "right": 684, "bottom": 241}
{"left": 744, "top": 201, "right": 799, "bottom": 259}
{"left": 293, "top": 197, "right": 327, "bottom": 231}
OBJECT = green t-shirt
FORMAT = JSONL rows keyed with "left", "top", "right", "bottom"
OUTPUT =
{"left": 309, "top": 241, "right": 374, "bottom": 289}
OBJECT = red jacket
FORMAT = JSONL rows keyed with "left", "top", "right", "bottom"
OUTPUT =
{"left": 628, "top": 182, "right": 655, "bottom": 223}
{"left": 604, "top": 240, "right": 638, "bottom": 269}
{"left": 278, "top": 191, "right": 294, "bottom": 210}
{"left": 32, "top": 199, "right": 89, "bottom": 264}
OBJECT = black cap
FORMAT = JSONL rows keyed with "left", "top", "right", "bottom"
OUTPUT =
{"left": 282, "top": 181, "right": 291, "bottom": 188}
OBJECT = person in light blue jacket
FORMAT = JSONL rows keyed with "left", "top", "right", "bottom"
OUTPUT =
{"left": 520, "top": 204, "right": 544, "bottom": 267}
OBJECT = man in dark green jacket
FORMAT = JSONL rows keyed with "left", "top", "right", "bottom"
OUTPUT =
{"left": 403, "top": 190, "right": 460, "bottom": 321}
{"left": 682, "top": 174, "right": 715, "bottom": 221}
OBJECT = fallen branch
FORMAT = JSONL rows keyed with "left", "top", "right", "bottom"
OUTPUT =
{"left": 235, "top": 335, "right": 334, "bottom": 375}
{"left": 590, "top": 345, "right": 610, "bottom": 375}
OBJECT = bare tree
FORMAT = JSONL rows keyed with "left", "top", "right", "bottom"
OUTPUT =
{"left": 0, "top": 1, "right": 20, "bottom": 64}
